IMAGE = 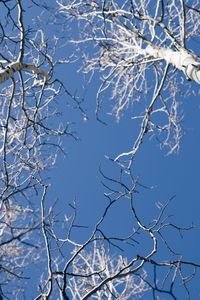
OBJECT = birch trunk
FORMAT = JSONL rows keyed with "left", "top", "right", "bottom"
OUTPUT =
{"left": 0, "top": 62, "right": 49, "bottom": 83}
{"left": 145, "top": 45, "right": 200, "bottom": 84}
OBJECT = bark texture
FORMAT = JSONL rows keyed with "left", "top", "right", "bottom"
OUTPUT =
{"left": 146, "top": 45, "right": 200, "bottom": 84}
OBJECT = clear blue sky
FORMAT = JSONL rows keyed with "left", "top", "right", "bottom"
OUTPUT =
{"left": 4, "top": 1, "right": 200, "bottom": 298}
{"left": 41, "top": 3, "right": 200, "bottom": 298}
{"left": 48, "top": 50, "right": 200, "bottom": 298}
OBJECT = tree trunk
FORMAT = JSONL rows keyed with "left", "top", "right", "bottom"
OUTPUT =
{"left": 145, "top": 45, "right": 200, "bottom": 84}
{"left": 0, "top": 62, "right": 48, "bottom": 83}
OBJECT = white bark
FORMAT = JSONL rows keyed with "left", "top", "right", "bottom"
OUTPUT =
{"left": 145, "top": 45, "right": 200, "bottom": 84}
{"left": 0, "top": 62, "right": 49, "bottom": 84}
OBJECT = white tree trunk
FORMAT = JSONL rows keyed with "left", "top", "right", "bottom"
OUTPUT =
{"left": 145, "top": 45, "right": 200, "bottom": 84}
{"left": 0, "top": 62, "right": 49, "bottom": 83}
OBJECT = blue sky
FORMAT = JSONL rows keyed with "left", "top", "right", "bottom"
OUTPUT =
{"left": 47, "top": 49, "right": 200, "bottom": 298}
{"left": 2, "top": 1, "right": 200, "bottom": 298}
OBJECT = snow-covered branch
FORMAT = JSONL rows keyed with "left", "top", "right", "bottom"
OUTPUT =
{"left": 145, "top": 45, "right": 200, "bottom": 84}
{"left": 0, "top": 62, "right": 49, "bottom": 84}
{"left": 59, "top": 0, "right": 200, "bottom": 160}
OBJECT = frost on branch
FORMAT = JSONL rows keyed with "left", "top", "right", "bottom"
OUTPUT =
{"left": 0, "top": 200, "right": 40, "bottom": 294}
{"left": 0, "top": 1, "right": 78, "bottom": 294}
{"left": 0, "top": 0, "right": 79, "bottom": 203}
{"left": 0, "top": 62, "right": 49, "bottom": 84}
{"left": 59, "top": 0, "right": 200, "bottom": 161}
{"left": 68, "top": 241, "right": 149, "bottom": 299}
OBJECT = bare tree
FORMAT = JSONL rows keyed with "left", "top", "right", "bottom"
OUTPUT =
{"left": 0, "top": 1, "right": 150, "bottom": 299}
{"left": 67, "top": 241, "right": 149, "bottom": 299}
{"left": 58, "top": 0, "right": 200, "bottom": 165}
{"left": 54, "top": 1, "right": 200, "bottom": 299}
{"left": 0, "top": 1, "right": 200, "bottom": 299}
{"left": 33, "top": 167, "right": 200, "bottom": 300}
{"left": 0, "top": 0, "right": 79, "bottom": 297}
